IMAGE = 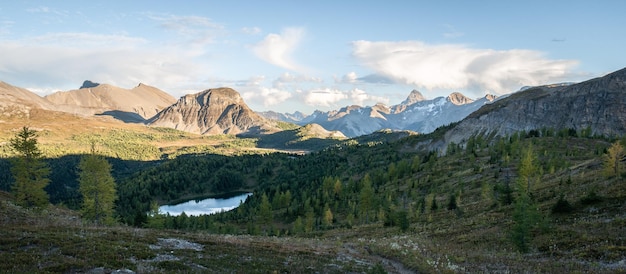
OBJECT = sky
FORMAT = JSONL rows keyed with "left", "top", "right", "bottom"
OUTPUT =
{"left": 1, "top": 1, "right": 625, "bottom": 114}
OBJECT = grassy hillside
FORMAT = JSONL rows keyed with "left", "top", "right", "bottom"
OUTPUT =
{"left": 133, "top": 131, "right": 626, "bottom": 272}
{"left": 0, "top": 191, "right": 387, "bottom": 273}
{"left": 0, "top": 109, "right": 267, "bottom": 160}
{"left": 1, "top": 108, "right": 625, "bottom": 272}
{"left": 0, "top": 109, "right": 342, "bottom": 160}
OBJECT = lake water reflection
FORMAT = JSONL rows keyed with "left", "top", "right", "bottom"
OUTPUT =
{"left": 159, "top": 193, "right": 252, "bottom": 216}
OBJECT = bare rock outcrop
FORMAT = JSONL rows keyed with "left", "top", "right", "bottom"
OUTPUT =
{"left": 149, "top": 87, "right": 278, "bottom": 135}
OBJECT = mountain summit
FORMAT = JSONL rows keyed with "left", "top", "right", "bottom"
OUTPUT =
{"left": 401, "top": 89, "right": 426, "bottom": 105}
{"left": 79, "top": 80, "right": 100, "bottom": 89}
{"left": 447, "top": 92, "right": 474, "bottom": 105}
{"left": 149, "top": 87, "right": 278, "bottom": 135}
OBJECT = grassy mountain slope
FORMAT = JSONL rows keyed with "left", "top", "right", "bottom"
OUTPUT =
{"left": 2, "top": 131, "right": 625, "bottom": 273}
{"left": 0, "top": 108, "right": 274, "bottom": 160}
{"left": 108, "top": 127, "right": 626, "bottom": 272}
{"left": 0, "top": 191, "right": 386, "bottom": 273}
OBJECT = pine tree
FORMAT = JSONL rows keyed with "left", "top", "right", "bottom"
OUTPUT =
{"left": 146, "top": 201, "right": 165, "bottom": 229}
{"left": 259, "top": 193, "right": 272, "bottom": 224}
{"left": 78, "top": 152, "right": 117, "bottom": 225}
{"left": 304, "top": 207, "right": 315, "bottom": 233}
{"left": 518, "top": 145, "right": 539, "bottom": 195}
{"left": 323, "top": 203, "right": 333, "bottom": 227}
{"left": 9, "top": 126, "right": 50, "bottom": 209}
{"left": 603, "top": 141, "right": 624, "bottom": 177}
{"left": 511, "top": 145, "right": 542, "bottom": 252}
{"left": 359, "top": 174, "right": 375, "bottom": 223}
{"left": 293, "top": 216, "right": 304, "bottom": 235}
{"left": 447, "top": 193, "right": 458, "bottom": 210}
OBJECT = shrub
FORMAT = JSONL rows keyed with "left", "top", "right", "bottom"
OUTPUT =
{"left": 580, "top": 191, "right": 602, "bottom": 205}
{"left": 551, "top": 195, "right": 574, "bottom": 214}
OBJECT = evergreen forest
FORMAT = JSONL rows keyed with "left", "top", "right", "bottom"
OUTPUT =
{"left": 1, "top": 125, "right": 625, "bottom": 273}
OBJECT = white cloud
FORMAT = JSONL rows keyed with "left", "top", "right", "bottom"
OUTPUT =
{"left": 350, "top": 88, "right": 389, "bottom": 106}
{"left": 0, "top": 34, "right": 207, "bottom": 94}
{"left": 242, "top": 87, "right": 292, "bottom": 107}
{"left": 304, "top": 88, "right": 348, "bottom": 107}
{"left": 251, "top": 27, "right": 305, "bottom": 71}
{"left": 273, "top": 72, "right": 322, "bottom": 88}
{"left": 352, "top": 40, "right": 578, "bottom": 95}
{"left": 338, "top": 72, "right": 358, "bottom": 84}
{"left": 244, "top": 75, "right": 266, "bottom": 87}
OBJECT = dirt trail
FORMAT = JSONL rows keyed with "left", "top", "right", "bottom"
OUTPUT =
{"left": 340, "top": 243, "right": 416, "bottom": 274}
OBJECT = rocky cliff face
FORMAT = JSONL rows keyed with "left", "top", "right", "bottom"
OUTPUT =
{"left": 149, "top": 87, "right": 278, "bottom": 135}
{"left": 444, "top": 67, "right": 626, "bottom": 146}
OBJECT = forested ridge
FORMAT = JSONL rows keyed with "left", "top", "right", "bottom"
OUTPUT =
{"left": 128, "top": 127, "right": 619, "bottom": 237}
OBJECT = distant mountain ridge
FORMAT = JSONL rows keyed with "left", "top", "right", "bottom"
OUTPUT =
{"left": 0, "top": 81, "right": 56, "bottom": 117}
{"left": 257, "top": 110, "right": 307, "bottom": 124}
{"left": 45, "top": 82, "right": 176, "bottom": 122}
{"left": 260, "top": 90, "right": 496, "bottom": 137}
{"left": 442, "top": 67, "right": 626, "bottom": 148}
{"left": 3, "top": 67, "right": 626, "bottom": 146}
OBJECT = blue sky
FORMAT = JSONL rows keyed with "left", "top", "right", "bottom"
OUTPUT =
{"left": 1, "top": 1, "right": 624, "bottom": 113}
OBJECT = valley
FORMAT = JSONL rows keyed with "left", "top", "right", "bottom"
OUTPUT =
{"left": 0, "top": 68, "right": 625, "bottom": 273}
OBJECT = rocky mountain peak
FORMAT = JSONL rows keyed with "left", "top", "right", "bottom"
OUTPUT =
{"left": 447, "top": 92, "right": 474, "bottom": 105}
{"left": 401, "top": 89, "right": 425, "bottom": 105}
{"left": 80, "top": 80, "right": 100, "bottom": 89}
{"left": 149, "top": 87, "right": 277, "bottom": 135}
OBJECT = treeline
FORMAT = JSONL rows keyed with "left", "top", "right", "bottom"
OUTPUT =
{"left": 138, "top": 127, "right": 619, "bottom": 248}
{"left": 1, "top": 127, "right": 118, "bottom": 225}
{"left": 0, "top": 155, "right": 158, "bottom": 209}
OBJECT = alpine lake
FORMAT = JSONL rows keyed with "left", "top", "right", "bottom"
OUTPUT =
{"left": 159, "top": 192, "right": 252, "bottom": 216}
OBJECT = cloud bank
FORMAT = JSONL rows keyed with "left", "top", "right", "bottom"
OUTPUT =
{"left": 304, "top": 88, "right": 388, "bottom": 108}
{"left": 352, "top": 40, "right": 578, "bottom": 95}
{"left": 305, "top": 88, "right": 348, "bottom": 107}
{"left": 242, "top": 87, "right": 292, "bottom": 107}
{"left": 252, "top": 27, "right": 305, "bottom": 71}
{"left": 0, "top": 33, "right": 206, "bottom": 94}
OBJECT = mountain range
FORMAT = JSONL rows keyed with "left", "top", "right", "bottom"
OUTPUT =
{"left": 44, "top": 80, "right": 176, "bottom": 123}
{"left": 1, "top": 67, "right": 625, "bottom": 146}
{"left": 272, "top": 90, "right": 496, "bottom": 137}
{"left": 0, "top": 80, "right": 495, "bottom": 139}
